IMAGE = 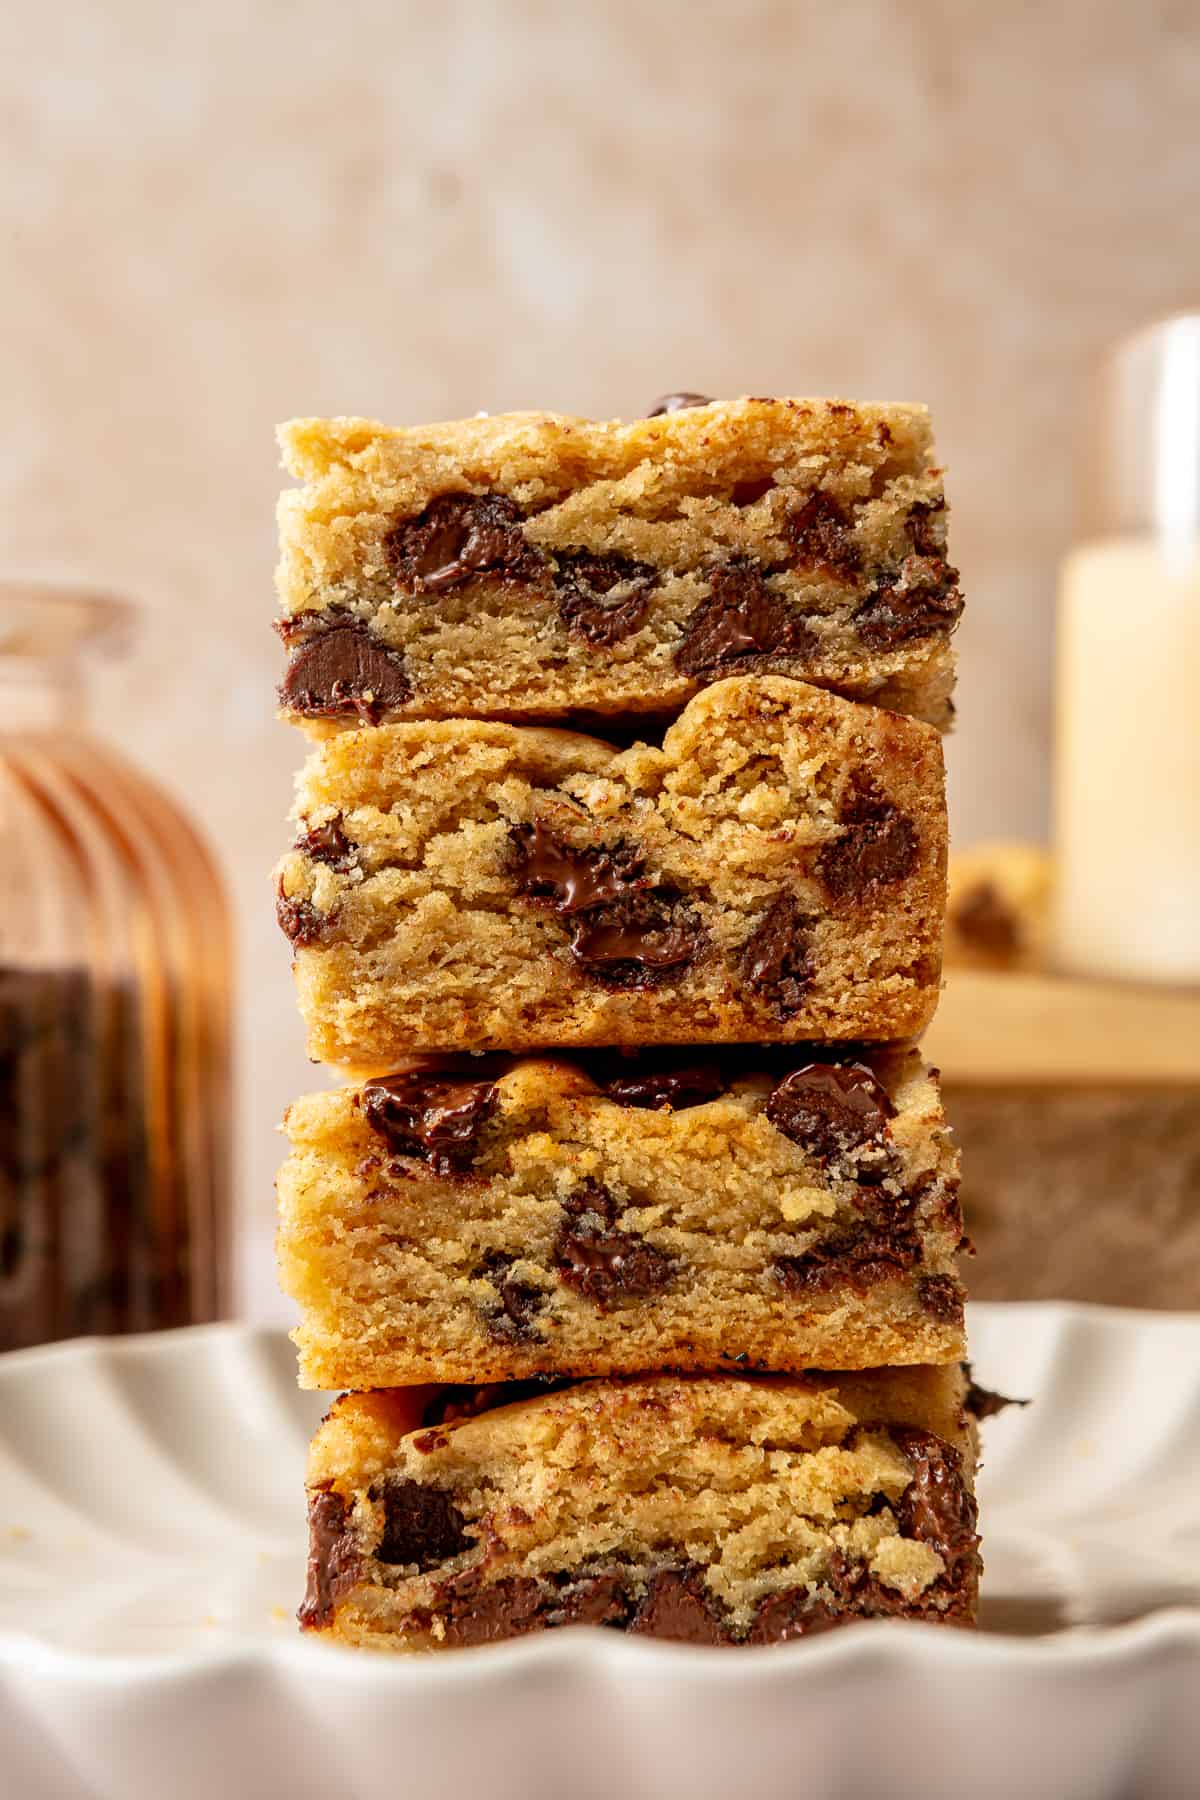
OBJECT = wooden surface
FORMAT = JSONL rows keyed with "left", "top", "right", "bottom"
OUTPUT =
{"left": 925, "top": 967, "right": 1200, "bottom": 1084}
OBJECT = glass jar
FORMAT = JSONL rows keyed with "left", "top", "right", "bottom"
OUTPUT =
{"left": 0, "top": 586, "right": 233, "bottom": 1349}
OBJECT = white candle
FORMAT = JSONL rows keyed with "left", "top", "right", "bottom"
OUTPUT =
{"left": 1054, "top": 539, "right": 1200, "bottom": 982}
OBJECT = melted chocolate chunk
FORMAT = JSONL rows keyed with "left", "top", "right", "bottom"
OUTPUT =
{"left": 963, "top": 1365, "right": 1029, "bottom": 1421}
{"left": 951, "top": 880, "right": 1021, "bottom": 959}
{"left": 552, "top": 550, "right": 658, "bottom": 645}
{"left": 296, "top": 816, "right": 355, "bottom": 870}
{"left": 627, "top": 1569, "right": 731, "bottom": 1645}
{"left": 386, "top": 492, "right": 543, "bottom": 593}
{"left": 568, "top": 889, "right": 701, "bottom": 987}
{"left": 646, "top": 392, "right": 713, "bottom": 415}
{"left": 299, "top": 1484, "right": 363, "bottom": 1629}
{"left": 765, "top": 1060, "right": 895, "bottom": 1159}
{"left": 279, "top": 620, "right": 411, "bottom": 721}
{"left": 362, "top": 1072, "right": 498, "bottom": 1175}
{"left": 730, "top": 475, "right": 776, "bottom": 507}
{"left": 477, "top": 1250, "right": 546, "bottom": 1345}
{"left": 510, "top": 821, "right": 647, "bottom": 914}
{"left": 601, "top": 1057, "right": 725, "bottom": 1111}
{"left": 916, "top": 1274, "right": 965, "bottom": 1323}
{"left": 553, "top": 1179, "right": 674, "bottom": 1307}
{"left": 674, "top": 559, "right": 817, "bottom": 676}
{"left": 890, "top": 1426, "right": 980, "bottom": 1597}
{"left": 275, "top": 890, "right": 330, "bottom": 948}
{"left": 738, "top": 893, "right": 814, "bottom": 1016}
{"left": 773, "top": 1225, "right": 921, "bottom": 1299}
{"left": 854, "top": 553, "right": 963, "bottom": 649}
{"left": 906, "top": 499, "right": 947, "bottom": 558}
{"left": 816, "top": 786, "right": 919, "bottom": 902}
{"left": 787, "top": 491, "right": 860, "bottom": 580}
{"left": 373, "top": 1477, "right": 471, "bottom": 1569}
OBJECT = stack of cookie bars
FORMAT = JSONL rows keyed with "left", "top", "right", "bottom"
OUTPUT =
{"left": 274, "top": 395, "right": 985, "bottom": 1649}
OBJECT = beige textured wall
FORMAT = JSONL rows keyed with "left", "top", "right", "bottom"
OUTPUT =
{"left": 3, "top": 0, "right": 1199, "bottom": 1282}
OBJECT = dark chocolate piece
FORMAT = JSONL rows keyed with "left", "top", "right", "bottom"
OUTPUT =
{"left": 279, "top": 620, "right": 411, "bottom": 721}
{"left": 568, "top": 890, "right": 701, "bottom": 987}
{"left": 890, "top": 1426, "right": 981, "bottom": 1601}
{"left": 553, "top": 1179, "right": 674, "bottom": 1307}
{"left": 906, "top": 499, "right": 947, "bottom": 558}
{"left": 786, "top": 491, "right": 859, "bottom": 580}
{"left": 674, "top": 559, "right": 817, "bottom": 676}
{"left": 963, "top": 1365, "right": 1029, "bottom": 1421}
{"left": 765, "top": 1060, "right": 895, "bottom": 1159}
{"left": 601, "top": 1058, "right": 725, "bottom": 1111}
{"left": 646, "top": 392, "right": 713, "bottom": 415}
{"left": 816, "top": 786, "right": 919, "bottom": 902}
{"left": 275, "top": 890, "right": 330, "bottom": 948}
{"left": 854, "top": 553, "right": 963, "bottom": 649}
{"left": 730, "top": 475, "right": 776, "bottom": 507}
{"left": 510, "top": 821, "right": 647, "bottom": 914}
{"left": 299, "top": 1484, "right": 363, "bottom": 1629}
{"left": 478, "top": 1250, "right": 546, "bottom": 1345}
{"left": 738, "top": 892, "right": 814, "bottom": 1016}
{"left": 362, "top": 1072, "right": 498, "bottom": 1175}
{"left": 627, "top": 1568, "right": 732, "bottom": 1645}
{"left": 386, "top": 492, "right": 543, "bottom": 593}
{"left": 916, "top": 1274, "right": 965, "bottom": 1323}
{"left": 772, "top": 1225, "right": 921, "bottom": 1299}
{"left": 296, "top": 817, "right": 355, "bottom": 870}
{"left": 552, "top": 550, "right": 658, "bottom": 645}
{"left": 373, "top": 1477, "right": 471, "bottom": 1569}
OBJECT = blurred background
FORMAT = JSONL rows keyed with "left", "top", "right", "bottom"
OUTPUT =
{"left": 2, "top": 0, "right": 1198, "bottom": 1316}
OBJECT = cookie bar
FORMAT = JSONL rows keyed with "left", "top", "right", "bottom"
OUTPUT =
{"left": 278, "top": 1047, "right": 966, "bottom": 1388}
{"left": 300, "top": 1366, "right": 981, "bottom": 1649}
{"left": 275, "top": 676, "right": 947, "bottom": 1064}
{"left": 276, "top": 398, "right": 961, "bottom": 733}
{"left": 945, "top": 842, "right": 1053, "bottom": 972}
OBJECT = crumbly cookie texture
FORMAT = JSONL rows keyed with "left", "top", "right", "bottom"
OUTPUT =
{"left": 276, "top": 399, "right": 961, "bottom": 733}
{"left": 274, "top": 675, "right": 946, "bottom": 1064}
{"left": 300, "top": 1367, "right": 980, "bottom": 1650}
{"left": 945, "top": 842, "right": 1053, "bottom": 972}
{"left": 278, "top": 1047, "right": 965, "bottom": 1388}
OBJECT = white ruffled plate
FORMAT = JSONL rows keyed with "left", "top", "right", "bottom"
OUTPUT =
{"left": 0, "top": 1304, "right": 1196, "bottom": 1800}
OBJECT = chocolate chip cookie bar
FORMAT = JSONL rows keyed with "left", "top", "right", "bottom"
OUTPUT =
{"left": 278, "top": 1047, "right": 965, "bottom": 1388}
{"left": 276, "top": 397, "right": 961, "bottom": 733}
{"left": 275, "top": 675, "right": 946, "bottom": 1064}
{"left": 300, "top": 1365, "right": 981, "bottom": 1649}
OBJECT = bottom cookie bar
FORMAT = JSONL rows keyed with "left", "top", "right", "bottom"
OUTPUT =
{"left": 301, "top": 1367, "right": 980, "bottom": 1649}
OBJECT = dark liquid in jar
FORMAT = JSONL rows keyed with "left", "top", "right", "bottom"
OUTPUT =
{"left": 0, "top": 965, "right": 194, "bottom": 1349}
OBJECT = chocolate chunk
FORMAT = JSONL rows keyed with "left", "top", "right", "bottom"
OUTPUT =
{"left": 275, "top": 889, "right": 330, "bottom": 948}
{"left": 951, "top": 880, "right": 1020, "bottom": 959}
{"left": 787, "top": 491, "right": 859, "bottom": 580}
{"left": 738, "top": 892, "right": 814, "bottom": 1016}
{"left": 773, "top": 1225, "right": 921, "bottom": 1299}
{"left": 963, "top": 1364, "right": 1029, "bottom": 1421}
{"left": 553, "top": 1179, "right": 674, "bottom": 1307}
{"left": 601, "top": 1057, "right": 725, "bottom": 1111}
{"left": 917, "top": 1274, "right": 965, "bottom": 1323}
{"left": 568, "top": 889, "right": 701, "bottom": 987}
{"left": 386, "top": 492, "right": 543, "bottom": 593}
{"left": 890, "top": 1426, "right": 980, "bottom": 1594}
{"left": 373, "top": 1477, "right": 471, "bottom": 1569}
{"left": 478, "top": 1250, "right": 546, "bottom": 1345}
{"left": 362, "top": 1072, "right": 498, "bottom": 1175}
{"left": 628, "top": 1568, "right": 731, "bottom": 1645}
{"left": 816, "top": 786, "right": 919, "bottom": 902}
{"left": 674, "top": 559, "right": 817, "bottom": 677}
{"left": 854, "top": 553, "right": 963, "bottom": 649}
{"left": 296, "top": 816, "right": 355, "bottom": 870}
{"left": 765, "top": 1060, "right": 895, "bottom": 1159}
{"left": 646, "top": 392, "right": 713, "bottom": 415}
{"left": 299, "top": 1484, "right": 362, "bottom": 1629}
{"left": 279, "top": 620, "right": 411, "bottom": 721}
{"left": 510, "top": 821, "right": 647, "bottom": 914}
{"left": 552, "top": 550, "right": 658, "bottom": 645}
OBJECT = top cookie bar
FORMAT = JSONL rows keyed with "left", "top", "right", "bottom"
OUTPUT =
{"left": 276, "top": 397, "right": 961, "bottom": 733}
